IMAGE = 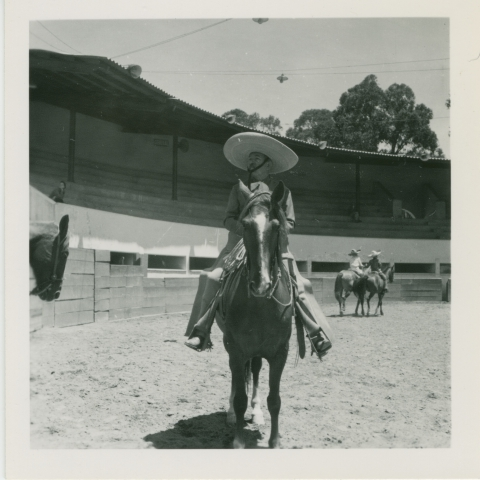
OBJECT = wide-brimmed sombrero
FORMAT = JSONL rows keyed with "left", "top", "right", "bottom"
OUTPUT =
{"left": 223, "top": 132, "right": 298, "bottom": 174}
{"left": 368, "top": 250, "right": 382, "bottom": 257}
{"left": 348, "top": 249, "right": 361, "bottom": 256}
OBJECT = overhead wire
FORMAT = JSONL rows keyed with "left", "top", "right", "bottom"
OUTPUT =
{"left": 111, "top": 19, "right": 231, "bottom": 59}
{"left": 29, "top": 31, "right": 69, "bottom": 53}
{"left": 37, "top": 21, "right": 83, "bottom": 54}
{"left": 144, "top": 57, "right": 450, "bottom": 74}
{"left": 144, "top": 68, "right": 449, "bottom": 76}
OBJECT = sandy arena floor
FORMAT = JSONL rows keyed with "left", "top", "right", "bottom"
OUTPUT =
{"left": 30, "top": 302, "right": 450, "bottom": 449}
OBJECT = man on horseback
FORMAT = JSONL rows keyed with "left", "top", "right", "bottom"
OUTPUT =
{"left": 184, "top": 132, "right": 333, "bottom": 360}
{"left": 365, "top": 250, "right": 389, "bottom": 292}
{"left": 348, "top": 249, "right": 365, "bottom": 277}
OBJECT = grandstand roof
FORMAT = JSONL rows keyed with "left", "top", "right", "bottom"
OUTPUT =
{"left": 30, "top": 49, "right": 450, "bottom": 169}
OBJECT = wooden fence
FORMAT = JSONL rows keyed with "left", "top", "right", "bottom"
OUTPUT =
{"left": 30, "top": 248, "right": 446, "bottom": 332}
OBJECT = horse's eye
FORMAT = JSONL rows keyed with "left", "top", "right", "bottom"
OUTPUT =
{"left": 241, "top": 218, "right": 251, "bottom": 228}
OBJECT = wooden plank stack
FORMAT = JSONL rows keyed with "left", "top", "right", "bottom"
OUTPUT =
{"left": 54, "top": 248, "right": 95, "bottom": 327}
{"left": 32, "top": 248, "right": 445, "bottom": 329}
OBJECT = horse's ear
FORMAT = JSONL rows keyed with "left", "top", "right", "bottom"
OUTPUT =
{"left": 58, "top": 215, "right": 69, "bottom": 239}
{"left": 271, "top": 181, "right": 285, "bottom": 207}
{"left": 237, "top": 179, "right": 252, "bottom": 202}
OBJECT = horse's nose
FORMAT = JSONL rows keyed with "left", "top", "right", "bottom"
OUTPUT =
{"left": 54, "top": 291, "right": 60, "bottom": 300}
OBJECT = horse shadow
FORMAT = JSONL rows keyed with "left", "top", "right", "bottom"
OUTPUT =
{"left": 143, "top": 411, "right": 267, "bottom": 449}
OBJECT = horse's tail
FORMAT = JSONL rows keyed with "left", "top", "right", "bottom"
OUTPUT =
{"left": 244, "top": 359, "right": 252, "bottom": 395}
{"left": 334, "top": 273, "right": 343, "bottom": 302}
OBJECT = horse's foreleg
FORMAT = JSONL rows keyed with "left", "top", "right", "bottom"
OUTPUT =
{"left": 335, "top": 289, "right": 343, "bottom": 316}
{"left": 267, "top": 350, "right": 288, "bottom": 449}
{"left": 379, "top": 293, "right": 385, "bottom": 316}
{"left": 230, "top": 356, "right": 248, "bottom": 449}
{"left": 226, "top": 377, "right": 236, "bottom": 425}
{"left": 374, "top": 294, "right": 381, "bottom": 316}
{"left": 354, "top": 296, "right": 360, "bottom": 316}
{"left": 250, "top": 357, "right": 264, "bottom": 425}
{"left": 366, "top": 293, "right": 374, "bottom": 316}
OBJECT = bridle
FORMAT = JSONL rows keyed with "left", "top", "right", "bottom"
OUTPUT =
{"left": 239, "top": 191, "right": 293, "bottom": 307}
{"left": 30, "top": 233, "right": 66, "bottom": 297}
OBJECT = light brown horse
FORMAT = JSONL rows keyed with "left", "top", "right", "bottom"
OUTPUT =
{"left": 221, "top": 181, "right": 294, "bottom": 449}
{"left": 334, "top": 268, "right": 365, "bottom": 316}
{"left": 354, "top": 264, "right": 395, "bottom": 316}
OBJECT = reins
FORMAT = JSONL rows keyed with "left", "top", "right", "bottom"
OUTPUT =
{"left": 232, "top": 190, "right": 293, "bottom": 307}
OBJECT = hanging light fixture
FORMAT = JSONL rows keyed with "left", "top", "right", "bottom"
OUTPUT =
{"left": 277, "top": 74, "right": 288, "bottom": 84}
{"left": 252, "top": 18, "right": 269, "bottom": 24}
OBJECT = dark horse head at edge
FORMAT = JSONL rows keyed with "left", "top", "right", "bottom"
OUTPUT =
{"left": 30, "top": 215, "right": 70, "bottom": 302}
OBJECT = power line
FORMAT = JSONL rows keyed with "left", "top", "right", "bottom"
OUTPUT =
{"left": 37, "top": 21, "right": 83, "bottom": 54}
{"left": 111, "top": 19, "right": 231, "bottom": 59}
{"left": 144, "top": 68, "right": 449, "bottom": 76}
{"left": 29, "top": 31, "right": 69, "bottom": 53}
{"left": 145, "top": 57, "right": 449, "bottom": 75}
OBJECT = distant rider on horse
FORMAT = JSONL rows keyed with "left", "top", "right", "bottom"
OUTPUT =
{"left": 184, "top": 132, "right": 333, "bottom": 360}
{"left": 365, "top": 250, "right": 389, "bottom": 292}
{"left": 348, "top": 249, "right": 365, "bottom": 277}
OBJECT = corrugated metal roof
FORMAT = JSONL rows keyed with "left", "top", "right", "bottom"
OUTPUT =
{"left": 30, "top": 49, "right": 450, "bottom": 163}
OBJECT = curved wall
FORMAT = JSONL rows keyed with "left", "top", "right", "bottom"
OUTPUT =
{"left": 31, "top": 186, "right": 450, "bottom": 266}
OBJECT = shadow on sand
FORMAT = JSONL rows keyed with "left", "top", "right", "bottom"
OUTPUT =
{"left": 144, "top": 411, "right": 267, "bottom": 449}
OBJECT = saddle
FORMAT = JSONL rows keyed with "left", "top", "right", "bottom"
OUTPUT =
{"left": 213, "top": 240, "right": 306, "bottom": 359}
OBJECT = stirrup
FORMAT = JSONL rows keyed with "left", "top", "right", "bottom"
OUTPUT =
{"left": 184, "top": 327, "right": 213, "bottom": 352}
{"left": 308, "top": 330, "right": 332, "bottom": 360}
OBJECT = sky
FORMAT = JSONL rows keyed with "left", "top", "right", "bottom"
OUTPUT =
{"left": 29, "top": 18, "right": 450, "bottom": 157}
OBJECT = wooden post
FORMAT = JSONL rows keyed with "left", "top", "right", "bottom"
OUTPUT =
{"left": 355, "top": 161, "right": 361, "bottom": 214}
{"left": 68, "top": 109, "right": 76, "bottom": 182}
{"left": 172, "top": 134, "right": 178, "bottom": 201}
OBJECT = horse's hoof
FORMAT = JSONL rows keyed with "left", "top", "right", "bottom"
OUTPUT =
{"left": 233, "top": 437, "right": 246, "bottom": 449}
{"left": 268, "top": 438, "right": 281, "bottom": 449}
{"left": 251, "top": 412, "right": 265, "bottom": 425}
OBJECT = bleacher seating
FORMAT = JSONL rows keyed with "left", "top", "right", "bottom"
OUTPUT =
{"left": 30, "top": 148, "right": 451, "bottom": 240}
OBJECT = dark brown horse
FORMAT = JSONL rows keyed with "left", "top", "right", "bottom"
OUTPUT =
{"left": 30, "top": 215, "right": 70, "bottom": 302}
{"left": 354, "top": 264, "right": 395, "bottom": 316}
{"left": 221, "top": 180, "right": 293, "bottom": 449}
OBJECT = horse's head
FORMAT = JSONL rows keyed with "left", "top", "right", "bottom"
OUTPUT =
{"left": 30, "top": 215, "right": 70, "bottom": 301}
{"left": 388, "top": 263, "right": 395, "bottom": 283}
{"left": 238, "top": 180, "right": 288, "bottom": 297}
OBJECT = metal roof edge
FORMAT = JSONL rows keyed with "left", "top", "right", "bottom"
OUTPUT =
{"left": 29, "top": 49, "right": 451, "bottom": 163}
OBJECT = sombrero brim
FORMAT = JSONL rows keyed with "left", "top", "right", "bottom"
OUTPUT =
{"left": 223, "top": 133, "right": 298, "bottom": 174}
{"left": 369, "top": 251, "right": 382, "bottom": 257}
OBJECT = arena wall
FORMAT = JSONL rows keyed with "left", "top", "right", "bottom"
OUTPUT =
{"left": 30, "top": 186, "right": 450, "bottom": 266}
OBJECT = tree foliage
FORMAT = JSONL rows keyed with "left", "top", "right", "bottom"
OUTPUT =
{"left": 287, "top": 74, "right": 442, "bottom": 156}
{"left": 285, "top": 109, "right": 340, "bottom": 145}
{"left": 222, "top": 109, "right": 283, "bottom": 135}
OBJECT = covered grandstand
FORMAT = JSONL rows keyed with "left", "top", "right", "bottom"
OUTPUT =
{"left": 29, "top": 49, "right": 451, "bottom": 328}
